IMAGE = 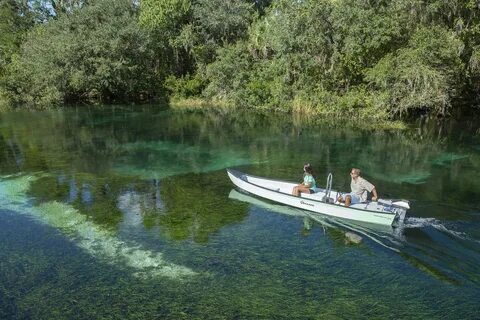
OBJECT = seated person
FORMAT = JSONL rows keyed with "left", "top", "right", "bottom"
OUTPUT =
{"left": 292, "top": 163, "right": 317, "bottom": 196}
{"left": 337, "top": 168, "right": 378, "bottom": 207}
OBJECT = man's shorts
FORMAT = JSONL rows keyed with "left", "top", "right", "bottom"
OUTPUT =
{"left": 347, "top": 193, "right": 361, "bottom": 205}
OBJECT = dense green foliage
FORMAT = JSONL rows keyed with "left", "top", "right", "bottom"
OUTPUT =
{"left": 0, "top": 1, "right": 29, "bottom": 70}
{"left": 1, "top": 0, "right": 163, "bottom": 106}
{"left": 0, "top": 0, "right": 479, "bottom": 118}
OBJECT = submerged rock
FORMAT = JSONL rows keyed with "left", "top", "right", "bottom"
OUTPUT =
{"left": 344, "top": 232, "right": 362, "bottom": 244}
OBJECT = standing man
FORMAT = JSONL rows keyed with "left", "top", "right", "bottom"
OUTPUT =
{"left": 337, "top": 168, "right": 378, "bottom": 207}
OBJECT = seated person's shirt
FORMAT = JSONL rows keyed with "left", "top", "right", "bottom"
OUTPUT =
{"left": 303, "top": 174, "right": 316, "bottom": 190}
{"left": 351, "top": 177, "right": 374, "bottom": 202}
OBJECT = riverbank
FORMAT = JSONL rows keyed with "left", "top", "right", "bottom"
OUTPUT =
{"left": 169, "top": 97, "right": 406, "bottom": 130}
{"left": 0, "top": 94, "right": 409, "bottom": 130}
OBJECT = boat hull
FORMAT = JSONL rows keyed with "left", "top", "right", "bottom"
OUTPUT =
{"left": 227, "top": 169, "right": 401, "bottom": 226}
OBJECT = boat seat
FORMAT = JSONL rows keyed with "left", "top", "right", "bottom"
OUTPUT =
{"left": 300, "top": 192, "right": 334, "bottom": 203}
{"left": 300, "top": 192, "right": 323, "bottom": 201}
{"left": 350, "top": 201, "right": 384, "bottom": 212}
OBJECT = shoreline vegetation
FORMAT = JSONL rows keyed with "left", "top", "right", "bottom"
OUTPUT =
{"left": 169, "top": 97, "right": 406, "bottom": 129}
{"left": 1, "top": 0, "right": 479, "bottom": 125}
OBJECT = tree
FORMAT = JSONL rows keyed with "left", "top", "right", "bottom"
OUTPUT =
{"left": 0, "top": 0, "right": 33, "bottom": 72}
{"left": 366, "top": 27, "right": 464, "bottom": 115}
{"left": 3, "top": 0, "right": 165, "bottom": 107}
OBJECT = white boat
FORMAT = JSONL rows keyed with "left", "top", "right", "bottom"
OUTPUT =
{"left": 227, "top": 169, "right": 409, "bottom": 227}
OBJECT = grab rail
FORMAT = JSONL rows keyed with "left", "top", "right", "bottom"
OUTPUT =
{"left": 324, "top": 173, "right": 333, "bottom": 203}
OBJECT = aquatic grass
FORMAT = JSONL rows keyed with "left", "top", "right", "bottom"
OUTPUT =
{"left": 37, "top": 202, "right": 195, "bottom": 278}
{"left": 431, "top": 152, "right": 469, "bottom": 166}
{"left": 169, "top": 97, "right": 233, "bottom": 110}
{"left": 230, "top": 190, "right": 480, "bottom": 289}
{"left": 370, "top": 170, "right": 432, "bottom": 185}
{"left": 170, "top": 97, "right": 407, "bottom": 130}
{"left": 0, "top": 175, "right": 197, "bottom": 279}
{"left": 112, "top": 140, "right": 260, "bottom": 180}
{"left": 29, "top": 174, "right": 126, "bottom": 230}
{"left": 1, "top": 106, "right": 480, "bottom": 319}
{"left": 196, "top": 210, "right": 446, "bottom": 319}
{"left": 1, "top": 176, "right": 478, "bottom": 319}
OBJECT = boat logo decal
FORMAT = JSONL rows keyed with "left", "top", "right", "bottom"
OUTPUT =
{"left": 300, "top": 200, "right": 314, "bottom": 207}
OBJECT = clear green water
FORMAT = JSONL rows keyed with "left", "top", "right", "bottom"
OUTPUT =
{"left": 0, "top": 105, "right": 479, "bottom": 319}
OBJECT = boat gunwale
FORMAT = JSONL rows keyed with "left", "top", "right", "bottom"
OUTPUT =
{"left": 227, "top": 168, "right": 398, "bottom": 217}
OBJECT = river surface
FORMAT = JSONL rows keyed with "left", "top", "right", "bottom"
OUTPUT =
{"left": 0, "top": 105, "right": 479, "bottom": 319}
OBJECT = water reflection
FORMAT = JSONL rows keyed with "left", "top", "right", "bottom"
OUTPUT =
{"left": 0, "top": 174, "right": 196, "bottom": 278}
{"left": 0, "top": 106, "right": 480, "bottom": 318}
{"left": 153, "top": 172, "right": 249, "bottom": 243}
{"left": 0, "top": 109, "right": 478, "bottom": 203}
{"left": 228, "top": 189, "right": 391, "bottom": 239}
{"left": 228, "top": 189, "right": 480, "bottom": 286}
{"left": 1, "top": 107, "right": 479, "bottom": 215}
{"left": 24, "top": 169, "right": 251, "bottom": 244}
{"left": 29, "top": 175, "right": 124, "bottom": 230}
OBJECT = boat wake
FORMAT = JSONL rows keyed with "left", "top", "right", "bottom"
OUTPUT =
{"left": 228, "top": 189, "right": 480, "bottom": 285}
{"left": 308, "top": 214, "right": 480, "bottom": 285}
{"left": 402, "top": 217, "right": 439, "bottom": 228}
{"left": 403, "top": 217, "right": 480, "bottom": 244}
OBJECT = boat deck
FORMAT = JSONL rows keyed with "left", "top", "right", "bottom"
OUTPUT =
{"left": 227, "top": 169, "right": 409, "bottom": 226}
{"left": 246, "top": 174, "right": 400, "bottom": 214}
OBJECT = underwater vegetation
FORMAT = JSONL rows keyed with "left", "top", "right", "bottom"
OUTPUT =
{"left": 112, "top": 140, "right": 259, "bottom": 180}
{"left": 0, "top": 174, "right": 196, "bottom": 279}
{"left": 0, "top": 107, "right": 480, "bottom": 319}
